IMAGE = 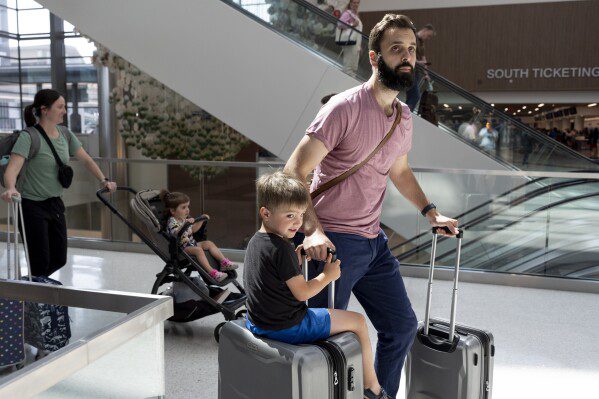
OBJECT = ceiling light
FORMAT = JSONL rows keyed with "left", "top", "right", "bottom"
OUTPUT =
{"left": 528, "top": 111, "right": 532, "bottom": 114}
{"left": 517, "top": 109, "right": 521, "bottom": 113}
{"left": 538, "top": 103, "right": 544, "bottom": 107}
{"left": 589, "top": 103, "right": 598, "bottom": 107}
{"left": 534, "top": 108, "right": 539, "bottom": 111}
{"left": 504, "top": 107, "right": 509, "bottom": 111}
{"left": 458, "top": 106, "right": 463, "bottom": 110}
{"left": 522, "top": 106, "right": 527, "bottom": 109}
{"left": 491, "top": 104, "right": 495, "bottom": 107}
{"left": 513, "top": 113, "right": 516, "bottom": 115}
{"left": 443, "top": 104, "right": 449, "bottom": 108}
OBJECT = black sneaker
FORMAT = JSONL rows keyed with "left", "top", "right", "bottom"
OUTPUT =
{"left": 364, "top": 388, "right": 389, "bottom": 399}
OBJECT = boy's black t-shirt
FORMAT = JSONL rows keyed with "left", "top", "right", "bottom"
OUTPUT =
{"left": 244, "top": 232, "right": 307, "bottom": 330}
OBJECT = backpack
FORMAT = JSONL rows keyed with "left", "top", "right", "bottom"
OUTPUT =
{"left": 0, "top": 125, "right": 72, "bottom": 189}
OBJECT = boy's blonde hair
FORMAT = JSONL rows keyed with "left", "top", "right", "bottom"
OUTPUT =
{"left": 257, "top": 171, "right": 311, "bottom": 212}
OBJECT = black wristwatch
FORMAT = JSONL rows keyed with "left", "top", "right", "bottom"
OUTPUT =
{"left": 420, "top": 203, "right": 436, "bottom": 217}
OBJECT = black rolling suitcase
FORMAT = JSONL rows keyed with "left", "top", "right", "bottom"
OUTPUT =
{"left": 406, "top": 228, "right": 494, "bottom": 399}
{"left": 218, "top": 252, "right": 364, "bottom": 398}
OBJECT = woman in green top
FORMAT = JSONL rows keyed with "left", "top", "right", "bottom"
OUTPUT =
{"left": 1, "top": 89, "right": 117, "bottom": 277}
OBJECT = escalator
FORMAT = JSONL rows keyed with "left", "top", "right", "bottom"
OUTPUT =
{"left": 38, "top": 0, "right": 599, "bottom": 277}
{"left": 392, "top": 178, "right": 599, "bottom": 280}
{"left": 222, "top": 0, "right": 598, "bottom": 172}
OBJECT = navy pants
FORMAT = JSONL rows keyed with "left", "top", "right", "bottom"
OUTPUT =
{"left": 295, "top": 230, "right": 418, "bottom": 399}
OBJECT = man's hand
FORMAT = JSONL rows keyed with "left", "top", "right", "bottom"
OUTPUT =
{"left": 295, "top": 244, "right": 307, "bottom": 266}
{"left": 426, "top": 210, "right": 459, "bottom": 236}
{"left": 303, "top": 230, "right": 335, "bottom": 261}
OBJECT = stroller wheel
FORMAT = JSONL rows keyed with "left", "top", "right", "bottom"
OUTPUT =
{"left": 235, "top": 309, "right": 247, "bottom": 319}
{"left": 214, "top": 322, "right": 226, "bottom": 343}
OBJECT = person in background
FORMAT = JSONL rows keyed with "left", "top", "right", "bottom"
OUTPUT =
{"left": 405, "top": 23, "right": 436, "bottom": 111}
{"left": 590, "top": 127, "right": 598, "bottom": 158}
{"left": 479, "top": 121, "right": 498, "bottom": 153}
{"left": 337, "top": 0, "right": 362, "bottom": 74}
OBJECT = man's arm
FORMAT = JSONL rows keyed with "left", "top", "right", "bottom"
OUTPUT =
{"left": 284, "top": 135, "right": 333, "bottom": 260}
{"left": 388, "top": 154, "right": 459, "bottom": 235}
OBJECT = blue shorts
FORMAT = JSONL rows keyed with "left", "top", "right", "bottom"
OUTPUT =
{"left": 246, "top": 308, "right": 331, "bottom": 345}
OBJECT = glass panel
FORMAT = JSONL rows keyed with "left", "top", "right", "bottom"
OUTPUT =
{"left": 66, "top": 59, "right": 97, "bottom": 84}
{"left": 17, "top": 37, "right": 49, "bottom": 58}
{"left": 64, "top": 37, "right": 96, "bottom": 58}
{"left": 0, "top": 38, "right": 20, "bottom": 59}
{"left": 32, "top": 323, "right": 165, "bottom": 398}
{"left": 16, "top": 0, "right": 42, "bottom": 10}
{"left": 0, "top": 113, "right": 22, "bottom": 132}
{"left": 4, "top": 0, "right": 17, "bottom": 9}
{"left": 0, "top": 297, "right": 124, "bottom": 380}
{"left": 63, "top": 19, "right": 75, "bottom": 33}
{"left": 65, "top": 159, "right": 109, "bottom": 239}
{"left": 0, "top": 82, "right": 21, "bottom": 106}
{"left": 0, "top": 7, "right": 18, "bottom": 33}
{"left": 17, "top": 8, "right": 49, "bottom": 34}
{"left": 66, "top": 82, "right": 98, "bottom": 134}
{"left": 388, "top": 171, "right": 599, "bottom": 281}
{"left": 179, "top": 165, "right": 258, "bottom": 250}
{"left": 0, "top": 55, "right": 20, "bottom": 82}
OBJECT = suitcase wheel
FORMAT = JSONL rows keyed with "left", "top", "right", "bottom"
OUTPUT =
{"left": 214, "top": 322, "right": 226, "bottom": 343}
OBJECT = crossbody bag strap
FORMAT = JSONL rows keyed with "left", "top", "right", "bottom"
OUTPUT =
{"left": 311, "top": 103, "right": 403, "bottom": 200}
{"left": 34, "top": 124, "right": 66, "bottom": 167}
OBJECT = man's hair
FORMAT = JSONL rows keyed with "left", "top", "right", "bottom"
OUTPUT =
{"left": 257, "top": 170, "right": 311, "bottom": 212}
{"left": 368, "top": 14, "right": 417, "bottom": 54}
{"left": 423, "top": 23, "right": 436, "bottom": 33}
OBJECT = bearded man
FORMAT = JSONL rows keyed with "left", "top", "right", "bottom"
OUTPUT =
{"left": 285, "top": 14, "right": 459, "bottom": 399}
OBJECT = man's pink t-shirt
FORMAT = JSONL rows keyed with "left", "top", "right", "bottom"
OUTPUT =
{"left": 307, "top": 82, "right": 413, "bottom": 239}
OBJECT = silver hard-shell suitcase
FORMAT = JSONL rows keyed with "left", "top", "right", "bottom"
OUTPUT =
{"left": 406, "top": 228, "right": 494, "bottom": 399}
{"left": 218, "top": 252, "right": 364, "bottom": 398}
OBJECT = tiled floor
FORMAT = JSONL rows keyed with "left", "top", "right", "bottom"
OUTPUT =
{"left": 2, "top": 247, "right": 599, "bottom": 398}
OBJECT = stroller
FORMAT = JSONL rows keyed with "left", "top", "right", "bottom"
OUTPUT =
{"left": 97, "top": 187, "right": 247, "bottom": 342}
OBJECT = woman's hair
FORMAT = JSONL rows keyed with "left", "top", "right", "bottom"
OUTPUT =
{"left": 159, "top": 189, "right": 190, "bottom": 221}
{"left": 23, "top": 89, "right": 64, "bottom": 127}
{"left": 256, "top": 170, "right": 310, "bottom": 211}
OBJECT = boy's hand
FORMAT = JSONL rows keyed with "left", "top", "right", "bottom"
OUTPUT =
{"left": 295, "top": 244, "right": 308, "bottom": 266}
{"left": 322, "top": 253, "right": 341, "bottom": 282}
{"left": 186, "top": 218, "right": 195, "bottom": 224}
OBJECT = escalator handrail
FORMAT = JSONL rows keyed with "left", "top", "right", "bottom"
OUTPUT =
{"left": 429, "top": 190, "right": 599, "bottom": 263}
{"left": 224, "top": 0, "right": 597, "bottom": 169}
{"left": 392, "top": 178, "right": 593, "bottom": 258}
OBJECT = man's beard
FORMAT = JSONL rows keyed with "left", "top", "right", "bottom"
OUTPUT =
{"left": 377, "top": 56, "right": 415, "bottom": 91}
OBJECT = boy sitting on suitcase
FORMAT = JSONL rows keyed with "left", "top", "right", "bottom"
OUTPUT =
{"left": 244, "top": 171, "right": 389, "bottom": 399}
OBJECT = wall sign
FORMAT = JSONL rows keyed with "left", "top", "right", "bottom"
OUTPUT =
{"left": 487, "top": 67, "right": 599, "bottom": 80}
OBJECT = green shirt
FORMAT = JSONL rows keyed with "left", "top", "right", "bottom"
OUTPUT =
{"left": 11, "top": 128, "right": 82, "bottom": 201}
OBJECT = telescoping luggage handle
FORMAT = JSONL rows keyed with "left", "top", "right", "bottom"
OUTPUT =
{"left": 424, "top": 226, "right": 463, "bottom": 342}
{"left": 301, "top": 248, "right": 337, "bottom": 309}
{"left": 6, "top": 194, "right": 32, "bottom": 281}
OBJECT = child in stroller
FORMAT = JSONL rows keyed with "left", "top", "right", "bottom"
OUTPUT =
{"left": 160, "top": 189, "right": 238, "bottom": 282}
{"left": 96, "top": 186, "right": 247, "bottom": 341}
